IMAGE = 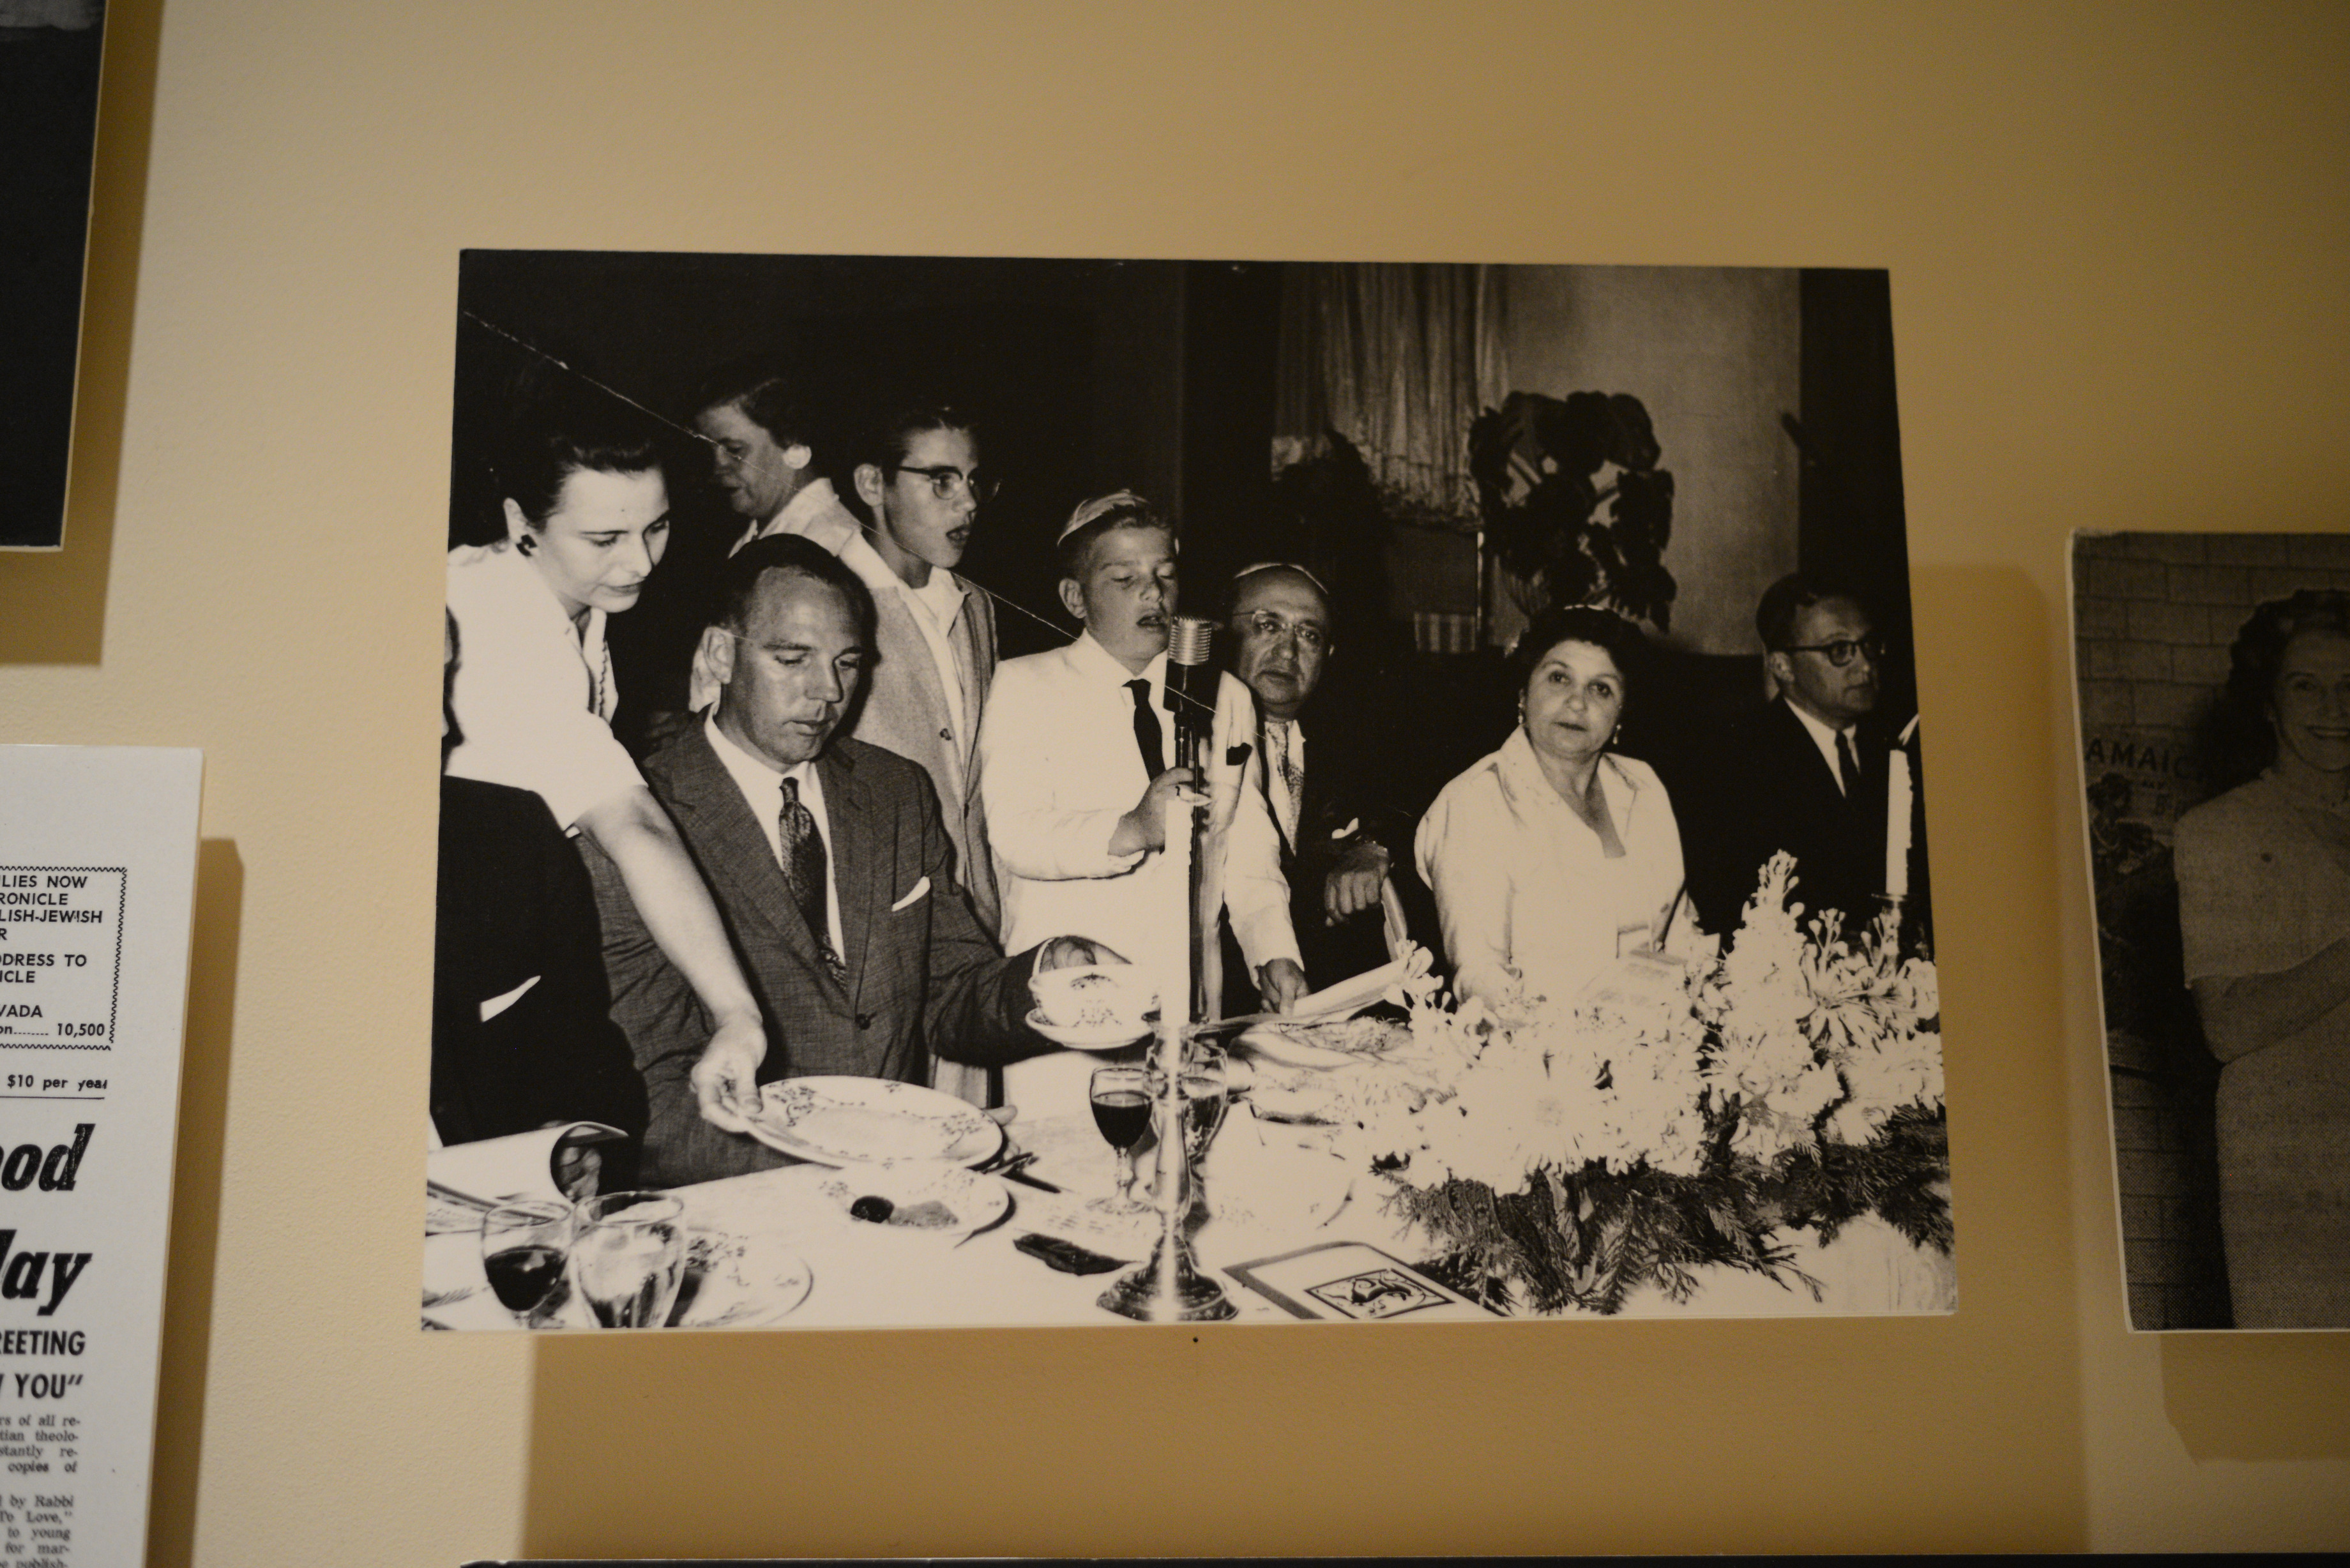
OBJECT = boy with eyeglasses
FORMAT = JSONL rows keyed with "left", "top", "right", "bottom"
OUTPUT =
{"left": 836, "top": 398, "right": 1004, "bottom": 949}
{"left": 834, "top": 400, "right": 1004, "bottom": 953}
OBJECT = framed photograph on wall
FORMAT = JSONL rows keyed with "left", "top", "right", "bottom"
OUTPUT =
{"left": 421, "top": 253, "right": 1954, "bottom": 1330}
{"left": 0, "top": 0, "right": 107, "bottom": 550}
{"left": 2073, "top": 531, "right": 2350, "bottom": 1332}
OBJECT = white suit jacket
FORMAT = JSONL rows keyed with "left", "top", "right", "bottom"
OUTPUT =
{"left": 978, "top": 631, "right": 1300, "bottom": 1112}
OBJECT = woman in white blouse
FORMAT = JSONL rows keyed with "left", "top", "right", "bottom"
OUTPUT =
{"left": 444, "top": 398, "right": 769, "bottom": 1128}
{"left": 1416, "top": 605, "right": 1685, "bottom": 1011}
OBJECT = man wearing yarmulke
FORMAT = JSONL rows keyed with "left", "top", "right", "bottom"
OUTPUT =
{"left": 1224, "top": 562, "right": 1405, "bottom": 1005}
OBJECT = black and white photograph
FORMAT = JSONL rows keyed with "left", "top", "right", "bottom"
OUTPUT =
{"left": 422, "top": 253, "right": 1953, "bottom": 1329}
{"left": 2075, "top": 531, "right": 2350, "bottom": 1332}
{"left": 0, "top": 0, "right": 105, "bottom": 550}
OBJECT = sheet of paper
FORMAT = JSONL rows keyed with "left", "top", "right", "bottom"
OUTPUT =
{"left": 0, "top": 746, "right": 202, "bottom": 1566}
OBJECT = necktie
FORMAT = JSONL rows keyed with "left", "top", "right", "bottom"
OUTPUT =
{"left": 1127, "top": 677, "right": 1165, "bottom": 778}
{"left": 1265, "top": 720, "right": 1302, "bottom": 847}
{"left": 778, "top": 777, "right": 847, "bottom": 984}
{"left": 1837, "top": 729, "right": 1861, "bottom": 799}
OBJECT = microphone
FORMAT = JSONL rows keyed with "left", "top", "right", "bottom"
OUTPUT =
{"left": 1164, "top": 616, "right": 1218, "bottom": 769}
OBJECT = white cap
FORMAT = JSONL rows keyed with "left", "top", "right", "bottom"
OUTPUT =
{"left": 1234, "top": 561, "right": 1330, "bottom": 598}
{"left": 1057, "top": 489, "right": 1153, "bottom": 544}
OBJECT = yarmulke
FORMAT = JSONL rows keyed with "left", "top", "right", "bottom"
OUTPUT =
{"left": 1057, "top": 489, "right": 1153, "bottom": 543}
{"left": 1233, "top": 561, "right": 1330, "bottom": 597}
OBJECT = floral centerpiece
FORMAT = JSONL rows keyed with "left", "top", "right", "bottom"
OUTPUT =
{"left": 1313, "top": 854, "right": 1948, "bottom": 1315}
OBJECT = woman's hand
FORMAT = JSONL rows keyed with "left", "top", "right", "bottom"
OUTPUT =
{"left": 578, "top": 786, "right": 771, "bottom": 1120}
{"left": 2191, "top": 936, "right": 2350, "bottom": 1062}
{"left": 690, "top": 1014, "right": 768, "bottom": 1131}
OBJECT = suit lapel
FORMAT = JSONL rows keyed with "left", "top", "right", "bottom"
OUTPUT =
{"left": 660, "top": 728, "right": 838, "bottom": 988}
{"left": 953, "top": 580, "right": 993, "bottom": 793}
{"left": 1771, "top": 700, "right": 1849, "bottom": 820}
{"left": 878, "top": 588, "right": 964, "bottom": 799}
{"left": 819, "top": 745, "right": 879, "bottom": 1001}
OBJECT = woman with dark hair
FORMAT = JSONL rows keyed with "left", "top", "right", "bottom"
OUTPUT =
{"left": 445, "top": 393, "right": 772, "bottom": 1135}
{"left": 1414, "top": 605, "right": 1685, "bottom": 1010}
{"left": 435, "top": 613, "right": 649, "bottom": 1150}
{"left": 2175, "top": 588, "right": 2350, "bottom": 1326}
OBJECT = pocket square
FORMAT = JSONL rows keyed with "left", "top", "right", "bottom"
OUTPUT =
{"left": 479, "top": 974, "right": 541, "bottom": 1023}
{"left": 888, "top": 876, "right": 931, "bottom": 913}
{"left": 1330, "top": 818, "right": 1360, "bottom": 840}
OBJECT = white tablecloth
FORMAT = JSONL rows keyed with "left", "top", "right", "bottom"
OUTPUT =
{"left": 423, "top": 1101, "right": 1954, "bottom": 1330}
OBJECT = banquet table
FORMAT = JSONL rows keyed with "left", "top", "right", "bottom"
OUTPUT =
{"left": 422, "top": 1095, "right": 1957, "bottom": 1331}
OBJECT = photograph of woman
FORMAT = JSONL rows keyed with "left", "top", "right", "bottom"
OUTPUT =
{"left": 2077, "top": 536, "right": 2350, "bottom": 1331}
{"left": 2174, "top": 591, "right": 2350, "bottom": 1329}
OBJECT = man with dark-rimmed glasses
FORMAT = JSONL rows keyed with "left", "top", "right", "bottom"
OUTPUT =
{"left": 1690, "top": 572, "right": 1907, "bottom": 937}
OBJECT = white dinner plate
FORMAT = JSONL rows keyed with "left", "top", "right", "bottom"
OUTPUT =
{"left": 811, "top": 1161, "right": 1013, "bottom": 1239}
{"left": 1025, "top": 1007, "right": 1153, "bottom": 1051}
{"left": 669, "top": 1227, "right": 812, "bottom": 1329}
{"left": 1235, "top": 1023, "right": 1376, "bottom": 1071}
{"left": 744, "top": 1076, "right": 1005, "bottom": 1168}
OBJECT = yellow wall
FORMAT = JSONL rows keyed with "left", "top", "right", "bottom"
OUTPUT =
{"left": 3, "top": 2, "right": 2346, "bottom": 1560}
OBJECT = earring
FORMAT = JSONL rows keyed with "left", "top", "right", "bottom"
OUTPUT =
{"left": 516, "top": 534, "right": 536, "bottom": 557}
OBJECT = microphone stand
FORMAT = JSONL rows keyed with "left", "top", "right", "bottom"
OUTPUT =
{"left": 1099, "top": 619, "right": 1236, "bottom": 1323}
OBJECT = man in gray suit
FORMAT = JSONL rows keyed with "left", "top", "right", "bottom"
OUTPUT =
{"left": 585, "top": 534, "right": 1113, "bottom": 1187}
{"left": 679, "top": 395, "right": 998, "bottom": 951}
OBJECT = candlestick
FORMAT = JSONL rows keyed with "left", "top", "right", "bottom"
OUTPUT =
{"left": 1886, "top": 748, "right": 1913, "bottom": 900}
{"left": 1098, "top": 792, "right": 1236, "bottom": 1322}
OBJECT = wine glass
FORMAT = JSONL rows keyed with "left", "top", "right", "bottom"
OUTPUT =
{"left": 573, "top": 1191, "right": 686, "bottom": 1329}
{"left": 1179, "top": 1043, "right": 1232, "bottom": 1162}
{"left": 1181, "top": 1042, "right": 1250, "bottom": 1228}
{"left": 479, "top": 1198, "right": 573, "bottom": 1329}
{"left": 1088, "top": 1064, "right": 1155, "bottom": 1214}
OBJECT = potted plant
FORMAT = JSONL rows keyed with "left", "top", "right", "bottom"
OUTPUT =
{"left": 1467, "top": 390, "right": 1678, "bottom": 631}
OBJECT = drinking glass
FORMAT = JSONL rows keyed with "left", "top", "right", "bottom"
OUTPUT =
{"left": 1088, "top": 1065, "right": 1156, "bottom": 1214}
{"left": 573, "top": 1191, "right": 686, "bottom": 1329}
{"left": 479, "top": 1198, "right": 573, "bottom": 1328}
{"left": 1179, "top": 1043, "right": 1232, "bottom": 1163}
{"left": 1182, "top": 1042, "right": 1250, "bottom": 1228}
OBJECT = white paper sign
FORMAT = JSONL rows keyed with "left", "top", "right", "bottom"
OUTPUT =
{"left": 0, "top": 748, "right": 201, "bottom": 1568}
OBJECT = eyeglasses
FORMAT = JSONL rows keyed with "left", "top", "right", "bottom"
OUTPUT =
{"left": 1239, "top": 610, "right": 1330, "bottom": 653}
{"left": 1780, "top": 635, "right": 1887, "bottom": 668}
{"left": 894, "top": 464, "right": 997, "bottom": 504}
